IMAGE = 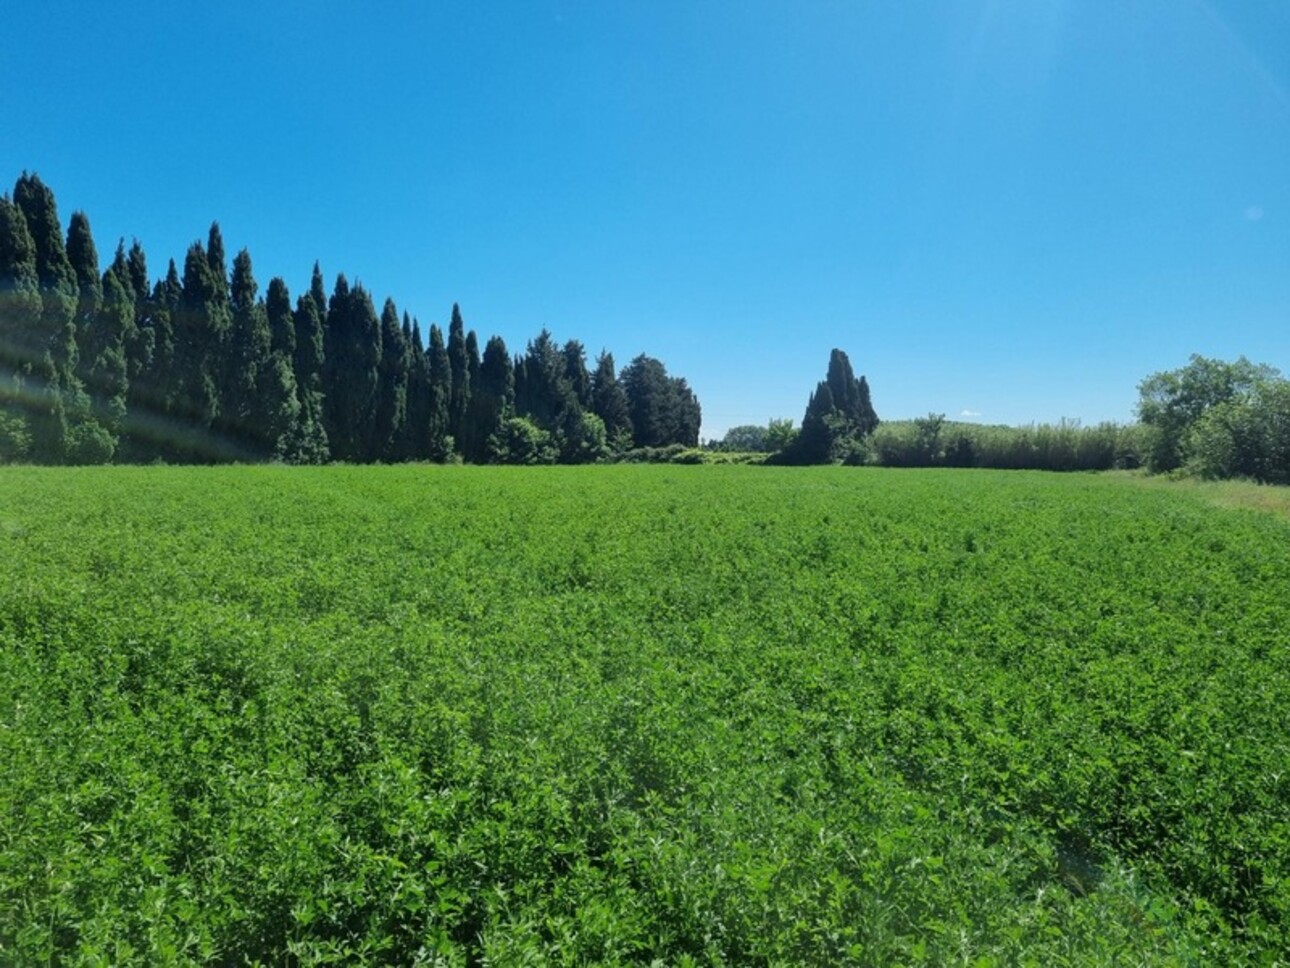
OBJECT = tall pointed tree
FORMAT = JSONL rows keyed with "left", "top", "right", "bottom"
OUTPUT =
{"left": 66, "top": 211, "right": 103, "bottom": 391}
{"left": 14, "top": 173, "right": 84, "bottom": 460}
{"left": 323, "top": 276, "right": 381, "bottom": 461}
{"left": 426, "top": 322, "right": 451, "bottom": 459}
{"left": 591, "top": 350, "right": 632, "bottom": 449}
{"left": 465, "top": 334, "right": 513, "bottom": 462}
{"left": 563, "top": 339, "right": 592, "bottom": 410}
{"left": 447, "top": 303, "right": 469, "bottom": 445}
{"left": 290, "top": 291, "right": 330, "bottom": 463}
{"left": 173, "top": 240, "right": 230, "bottom": 460}
{"left": 0, "top": 194, "right": 42, "bottom": 460}
{"left": 401, "top": 317, "right": 430, "bottom": 460}
{"left": 374, "top": 297, "right": 409, "bottom": 461}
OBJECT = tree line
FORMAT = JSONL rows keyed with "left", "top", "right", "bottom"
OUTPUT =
{"left": 716, "top": 350, "right": 1289, "bottom": 484}
{"left": 0, "top": 173, "right": 700, "bottom": 465}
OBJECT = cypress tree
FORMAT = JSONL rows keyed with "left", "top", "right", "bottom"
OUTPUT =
{"left": 591, "top": 350, "right": 632, "bottom": 449}
{"left": 266, "top": 277, "right": 295, "bottom": 360}
{"left": 66, "top": 212, "right": 103, "bottom": 391}
{"left": 0, "top": 194, "right": 42, "bottom": 460}
{"left": 322, "top": 277, "right": 381, "bottom": 461}
{"left": 622, "top": 354, "right": 687, "bottom": 448}
{"left": 174, "top": 240, "right": 230, "bottom": 460}
{"left": 426, "top": 322, "right": 451, "bottom": 459}
{"left": 14, "top": 173, "right": 84, "bottom": 461}
{"left": 223, "top": 248, "right": 273, "bottom": 454}
{"left": 109, "top": 242, "right": 153, "bottom": 461}
{"left": 290, "top": 292, "right": 330, "bottom": 463}
{"left": 466, "top": 334, "right": 513, "bottom": 462}
{"left": 309, "top": 261, "right": 328, "bottom": 325}
{"left": 780, "top": 349, "right": 879, "bottom": 464}
{"left": 84, "top": 267, "right": 132, "bottom": 446}
{"left": 563, "top": 339, "right": 592, "bottom": 409}
{"left": 402, "top": 317, "right": 430, "bottom": 460}
{"left": 373, "top": 297, "right": 409, "bottom": 461}
{"left": 447, "top": 303, "right": 469, "bottom": 444}
{"left": 516, "top": 329, "right": 575, "bottom": 433}
{"left": 252, "top": 274, "right": 301, "bottom": 460}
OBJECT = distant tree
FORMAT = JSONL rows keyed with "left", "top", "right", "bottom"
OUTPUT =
{"left": 323, "top": 276, "right": 382, "bottom": 462}
{"left": 373, "top": 297, "right": 409, "bottom": 461}
{"left": 84, "top": 267, "right": 133, "bottom": 446}
{"left": 487, "top": 415, "right": 556, "bottom": 464}
{"left": 14, "top": 172, "right": 87, "bottom": 461}
{"left": 447, "top": 303, "right": 469, "bottom": 444}
{"left": 563, "top": 339, "right": 592, "bottom": 409}
{"left": 222, "top": 248, "right": 273, "bottom": 453}
{"left": 621, "top": 354, "right": 701, "bottom": 448}
{"left": 516, "top": 329, "right": 577, "bottom": 435}
{"left": 457, "top": 329, "right": 489, "bottom": 461}
{"left": 766, "top": 418, "right": 797, "bottom": 453}
{"left": 590, "top": 350, "right": 632, "bottom": 449}
{"left": 65, "top": 212, "right": 103, "bottom": 391}
{"left": 779, "top": 349, "right": 878, "bottom": 464}
{"left": 425, "top": 322, "right": 452, "bottom": 459}
{"left": 716, "top": 425, "right": 770, "bottom": 452}
{"left": 1137, "top": 354, "right": 1279, "bottom": 473}
{"left": 0, "top": 193, "right": 43, "bottom": 460}
{"left": 401, "top": 318, "right": 430, "bottom": 460}
{"left": 464, "top": 334, "right": 513, "bottom": 462}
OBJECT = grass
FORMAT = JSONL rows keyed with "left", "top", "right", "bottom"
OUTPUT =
{"left": 1115, "top": 470, "right": 1290, "bottom": 521}
{"left": 1, "top": 465, "right": 1288, "bottom": 964}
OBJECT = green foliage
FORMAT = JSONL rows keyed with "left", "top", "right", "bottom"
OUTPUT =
{"left": 590, "top": 350, "right": 632, "bottom": 449}
{"left": 3, "top": 467, "right": 1289, "bottom": 963}
{"left": 487, "top": 415, "right": 557, "bottom": 464}
{"left": 373, "top": 298, "right": 409, "bottom": 461}
{"left": 1137, "top": 355, "right": 1281, "bottom": 474}
{"left": 779, "top": 349, "right": 878, "bottom": 464}
{"left": 868, "top": 418, "right": 1137, "bottom": 472}
{"left": 621, "top": 354, "right": 701, "bottom": 448}
{"left": 3, "top": 174, "right": 700, "bottom": 467}
{"left": 322, "top": 277, "right": 382, "bottom": 462}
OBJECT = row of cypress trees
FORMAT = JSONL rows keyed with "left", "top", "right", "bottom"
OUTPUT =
{"left": 0, "top": 173, "right": 700, "bottom": 464}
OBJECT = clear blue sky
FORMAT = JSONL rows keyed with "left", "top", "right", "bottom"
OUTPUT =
{"left": 3, "top": 1, "right": 1287, "bottom": 439}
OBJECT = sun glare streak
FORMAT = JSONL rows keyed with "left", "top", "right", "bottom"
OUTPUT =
{"left": 1193, "top": 0, "right": 1290, "bottom": 116}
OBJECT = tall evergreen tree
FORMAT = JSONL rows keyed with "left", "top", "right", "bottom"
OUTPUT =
{"left": 323, "top": 276, "right": 382, "bottom": 461}
{"left": 466, "top": 334, "right": 513, "bottom": 462}
{"left": 457, "top": 330, "right": 487, "bottom": 461}
{"left": 591, "top": 350, "right": 632, "bottom": 448}
{"left": 373, "top": 297, "right": 409, "bottom": 461}
{"left": 266, "top": 277, "right": 295, "bottom": 360}
{"left": 174, "top": 240, "right": 231, "bottom": 460}
{"left": 291, "top": 292, "right": 330, "bottom": 462}
{"left": 447, "top": 303, "right": 470, "bottom": 444}
{"left": 66, "top": 211, "right": 103, "bottom": 391}
{"left": 563, "top": 339, "right": 592, "bottom": 409}
{"left": 222, "top": 248, "right": 273, "bottom": 454}
{"left": 515, "top": 328, "right": 576, "bottom": 432}
{"left": 621, "top": 354, "right": 700, "bottom": 448}
{"left": 14, "top": 173, "right": 86, "bottom": 460}
{"left": 250, "top": 274, "right": 301, "bottom": 460}
{"left": 0, "top": 194, "right": 42, "bottom": 460}
{"left": 401, "top": 318, "right": 431, "bottom": 460}
{"left": 780, "top": 349, "right": 879, "bottom": 464}
{"left": 84, "top": 267, "right": 132, "bottom": 446}
{"left": 426, "top": 322, "right": 452, "bottom": 458}
{"left": 309, "top": 261, "right": 328, "bottom": 324}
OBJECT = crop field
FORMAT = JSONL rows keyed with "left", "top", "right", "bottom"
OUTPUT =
{"left": 2, "top": 466, "right": 1288, "bottom": 965}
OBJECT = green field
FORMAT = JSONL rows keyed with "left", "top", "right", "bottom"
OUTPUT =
{"left": 2, "top": 466, "right": 1288, "bottom": 965}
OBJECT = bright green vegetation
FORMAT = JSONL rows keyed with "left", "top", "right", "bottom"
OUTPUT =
{"left": 2, "top": 467, "right": 1288, "bottom": 965}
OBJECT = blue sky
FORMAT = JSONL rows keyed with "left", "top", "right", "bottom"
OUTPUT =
{"left": 3, "top": 1, "right": 1287, "bottom": 439}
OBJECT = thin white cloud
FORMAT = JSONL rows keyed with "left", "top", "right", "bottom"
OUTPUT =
{"left": 960, "top": 409, "right": 982, "bottom": 418}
